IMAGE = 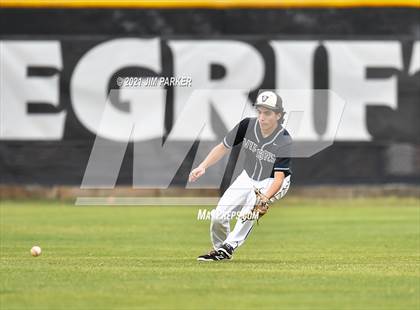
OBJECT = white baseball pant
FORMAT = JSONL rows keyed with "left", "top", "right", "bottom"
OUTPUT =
{"left": 211, "top": 170, "right": 291, "bottom": 250}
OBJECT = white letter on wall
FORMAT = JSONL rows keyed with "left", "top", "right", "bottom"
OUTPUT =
{"left": 168, "top": 40, "right": 265, "bottom": 140}
{"left": 71, "top": 38, "right": 164, "bottom": 142}
{"left": 271, "top": 41, "right": 320, "bottom": 141}
{"left": 325, "top": 41, "right": 403, "bottom": 141}
{"left": 0, "top": 41, "right": 65, "bottom": 140}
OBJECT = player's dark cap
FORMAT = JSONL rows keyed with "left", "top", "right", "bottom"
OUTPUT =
{"left": 255, "top": 91, "right": 284, "bottom": 113}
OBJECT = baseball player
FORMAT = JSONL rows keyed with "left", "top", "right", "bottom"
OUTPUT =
{"left": 189, "top": 90, "right": 292, "bottom": 261}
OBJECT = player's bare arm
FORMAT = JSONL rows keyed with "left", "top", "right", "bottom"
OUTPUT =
{"left": 189, "top": 143, "right": 229, "bottom": 182}
{"left": 260, "top": 171, "right": 285, "bottom": 202}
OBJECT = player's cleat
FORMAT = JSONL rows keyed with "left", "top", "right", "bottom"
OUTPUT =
{"left": 217, "top": 243, "right": 234, "bottom": 260}
{"left": 197, "top": 247, "right": 233, "bottom": 261}
{"left": 197, "top": 250, "right": 220, "bottom": 261}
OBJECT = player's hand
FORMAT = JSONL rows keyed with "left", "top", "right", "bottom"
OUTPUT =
{"left": 189, "top": 166, "right": 206, "bottom": 182}
{"left": 255, "top": 204, "right": 269, "bottom": 216}
{"left": 255, "top": 189, "right": 269, "bottom": 205}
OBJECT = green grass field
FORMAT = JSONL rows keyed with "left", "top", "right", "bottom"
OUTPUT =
{"left": 1, "top": 198, "right": 419, "bottom": 310}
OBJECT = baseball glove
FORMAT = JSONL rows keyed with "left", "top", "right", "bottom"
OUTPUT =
{"left": 240, "top": 187, "right": 271, "bottom": 223}
{"left": 252, "top": 187, "right": 271, "bottom": 219}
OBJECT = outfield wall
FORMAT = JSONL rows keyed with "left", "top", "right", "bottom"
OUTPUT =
{"left": 0, "top": 5, "right": 419, "bottom": 189}
{"left": 1, "top": 184, "right": 419, "bottom": 200}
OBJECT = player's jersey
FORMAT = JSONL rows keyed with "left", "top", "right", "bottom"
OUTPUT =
{"left": 222, "top": 117, "right": 292, "bottom": 181}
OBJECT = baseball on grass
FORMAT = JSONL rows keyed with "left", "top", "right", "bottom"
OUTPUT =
{"left": 30, "top": 246, "right": 42, "bottom": 257}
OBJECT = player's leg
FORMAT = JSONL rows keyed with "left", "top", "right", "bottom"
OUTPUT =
{"left": 197, "top": 171, "right": 253, "bottom": 261}
{"left": 210, "top": 171, "right": 253, "bottom": 249}
{"left": 221, "top": 190, "right": 258, "bottom": 251}
{"left": 222, "top": 175, "right": 292, "bottom": 253}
